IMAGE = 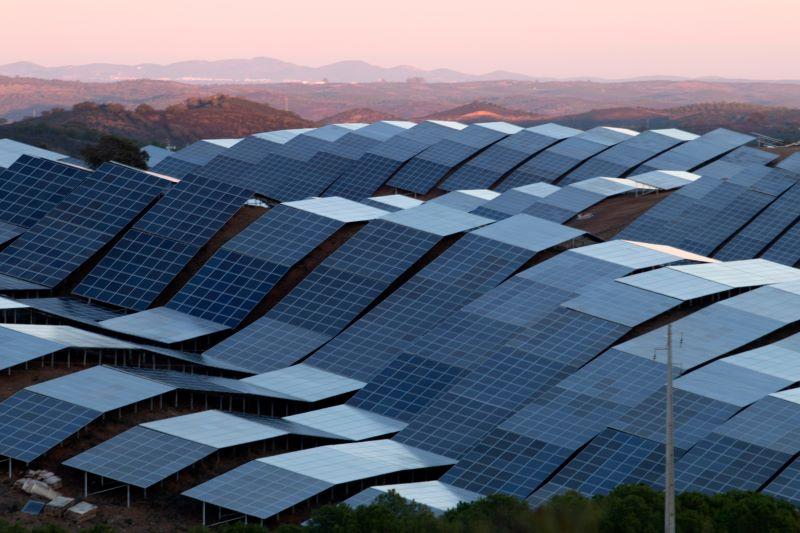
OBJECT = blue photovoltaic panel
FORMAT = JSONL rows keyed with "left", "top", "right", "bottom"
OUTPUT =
{"left": 143, "top": 145, "right": 171, "bottom": 168}
{"left": 64, "top": 426, "right": 214, "bottom": 488}
{"left": 167, "top": 204, "right": 345, "bottom": 327}
{"left": 762, "top": 223, "right": 800, "bottom": 266}
{"left": 307, "top": 218, "right": 556, "bottom": 381}
{"left": 326, "top": 122, "right": 466, "bottom": 200}
{"left": 346, "top": 249, "right": 636, "bottom": 426}
{"left": 764, "top": 457, "right": 800, "bottom": 507}
{"left": 151, "top": 157, "right": 201, "bottom": 179}
{"left": 618, "top": 168, "right": 796, "bottom": 255}
{"left": 0, "top": 163, "right": 167, "bottom": 287}
{"left": 674, "top": 394, "right": 800, "bottom": 494}
{"left": 216, "top": 136, "right": 283, "bottom": 164}
{"left": 777, "top": 153, "right": 800, "bottom": 174}
{"left": 715, "top": 182, "right": 800, "bottom": 261}
{"left": 558, "top": 129, "right": 693, "bottom": 186}
{"left": 394, "top": 307, "right": 630, "bottom": 459}
{"left": 133, "top": 175, "right": 251, "bottom": 246}
{"left": 183, "top": 461, "right": 333, "bottom": 520}
{"left": 264, "top": 143, "right": 376, "bottom": 202}
{"left": 74, "top": 231, "right": 197, "bottom": 311}
{"left": 165, "top": 140, "right": 231, "bottom": 166}
{"left": 387, "top": 124, "right": 517, "bottom": 194}
{"left": 73, "top": 176, "right": 252, "bottom": 310}
{"left": 441, "top": 124, "right": 582, "bottom": 191}
{"left": 253, "top": 125, "right": 409, "bottom": 202}
{"left": 528, "top": 429, "right": 665, "bottom": 506}
{"left": 631, "top": 128, "right": 754, "bottom": 175}
{"left": 203, "top": 220, "right": 445, "bottom": 372}
{"left": 496, "top": 127, "right": 636, "bottom": 192}
{"left": 471, "top": 183, "right": 561, "bottom": 220}
{"left": 192, "top": 156, "right": 260, "bottom": 189}
{"left": 442, "top": 350, "right": 667, "bottom": 496}
{"left": 0, "top": 390, "right": 100, "bottom": 462}
{"left": 20, "top": 296, "right": 123, "bottom": 325}
{"left": 0, "top": 155, "right": 91, "bottom": 229}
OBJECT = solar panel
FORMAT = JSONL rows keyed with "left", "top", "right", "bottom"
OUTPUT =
{"left": 0, "top": 139, "right": 70, "bottom": 168}
{"left": 673, "top": 393, "right": 800, "bottom": 494}
{"left": 307, "top": 215, "right": 581, "bottom": 382}
{"left": 562, "top": 281, "right": 680, "bottom": 327}
{"left": 100, "top": 306, "right": 230, "bottom": 344}
{"left": 205, "top": 209, "right": 490, "bottom": 372}
{"left": 441, "top": 124, "right": 581, "bottom": 191}
{"left": 442, "top": 349, "right": 665, "bottom": 496}
{"left": 284, "top": 405, "right": 407, "bottom": 441}
{"left": 618, "top": 168, "right": 798, "bottom": 255}
{"left": 361, "top": 194, "right": 424, "bottom": 212}
{"left": 150, "top": 157, "right": 201, "bottom": 179}
{"left": 142, "top": 410, "right": 298, "bottom": 448}
{"left": 64, "top": 426, "right": 214, "bottom": 488}
{"left": 0, "top": 163, "right": 168, "bottom": 287}
{"left": 0, "top": 390, "right": 99, "bottom": 462}
{"left": 241, "top": 365, "right": 365, "bottom": 403}
{"left": 715, "top": 182, "right": 800, "bottom": 261}
{"left": 528, "top": 428, "right": 665, "bottom": 506}
{"left": 163, "top": 140, "right": 230, "bottom": 166}
{"left": 27, "top": 365, "right": 175, "bottom": 411}
{"left": 428, "top": 190, "right": 499, "bottom": 212}
{"left": 183, "top": 461, "right": 334, "bottom": 520}
{"left": 20, "top": 297, "right": 123, "bottom": 325}
{"left": 631, "top": 128, "right": 754, "bottom": 175}
{"left": 165, "top": 202, "right": 364, "bottom": 328}
{"left": 496, "top": 127, "right": 637, "bottom": 192}
{"left": 777, "top": 153, "right": 800, "bottom": 174}
{"left": 0, "top": 325, "right": 67, "bottom": 371}
{"left": 326, "top": 122, "right": 465, "bottom": 200}
{"left": 0, "top": 155, "right": 91, "bottom": 229}
{"left": 558, "top": 129, "right": 695, "bottom": 186}
{"left": 73, "top": 176, "right": 252, "bottom": 310}
{"left": 628, "top": 170, "right": 700, "bottom": 190}
{"left": 387, "top": 124, "right": 519, "bottom": 194}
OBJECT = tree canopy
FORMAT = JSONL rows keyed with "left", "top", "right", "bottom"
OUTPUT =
{"left": 4, "top": 485, "right": 800, "bottom": 532}
{"left": 80, "top": 135, "right": 149, "bottom": 169}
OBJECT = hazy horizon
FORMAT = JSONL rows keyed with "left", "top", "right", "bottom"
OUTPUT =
{"left": 5, "top": 0, "right": 800, "bottom": 80}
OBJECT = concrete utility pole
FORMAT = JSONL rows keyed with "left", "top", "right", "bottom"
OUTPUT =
{"left": 664, "top": 323, "right": 676, "bottom": 533}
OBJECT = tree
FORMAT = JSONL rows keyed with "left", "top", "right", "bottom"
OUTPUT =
{"left": 80, "top": 135, "right": 148, "bottom": 169}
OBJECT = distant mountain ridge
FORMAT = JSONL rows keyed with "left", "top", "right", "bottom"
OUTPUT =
{"left": 0, "top": 58, "right": 540, "bottom": 84}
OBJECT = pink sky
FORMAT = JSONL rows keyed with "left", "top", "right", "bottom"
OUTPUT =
{"left": 4, "top": 0, "right": 799, "bottom": 79}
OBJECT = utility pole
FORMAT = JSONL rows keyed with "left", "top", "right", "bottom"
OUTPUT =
{"left": 665, "top": 323, "right": 676, "bottom": 533}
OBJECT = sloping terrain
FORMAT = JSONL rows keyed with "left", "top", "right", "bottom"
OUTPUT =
{"left": 0, "top": 95, "right": 313, "bottom": 153}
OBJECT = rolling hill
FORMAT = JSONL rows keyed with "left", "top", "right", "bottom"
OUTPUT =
{"left": 7, "top": 76, "right": 800, "bottom": 122}
{"left": 0, "top": 95, "right": 313, "bottom": 154}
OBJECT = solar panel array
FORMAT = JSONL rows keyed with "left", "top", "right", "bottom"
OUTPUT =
{"left": 387, "top": 123, "right": 520, "bottom": 194}
{"left": 0, "top": 163, "right": 168, "bottom": 288}
{"left": 631, "top": 128, "right": 754, "bottom": 175}
{"left": 204, "top": 205, "right": 491, "bottom": 372}
{"left": 496, "top": 127, "right": 638, "bottom": 191}
{"left": 440, "top": 124, "right": 581, "bottom": 191}
{"left": 73, "top": 176, "right": 252, "bottom": 310}
{"left": 1, "top": 122, "right": 800, "bottom": 521}
{"left": 617, "top": 166, "right": 799, "bottom": 255}
{"left": 0, "top": 155, "right": 91, "bottom": 229}
{"left": 326, "top": 121, "right": 467, "bottom": 199}
{"left": 558, "top": 129, "right": 696, "bottom": 186}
